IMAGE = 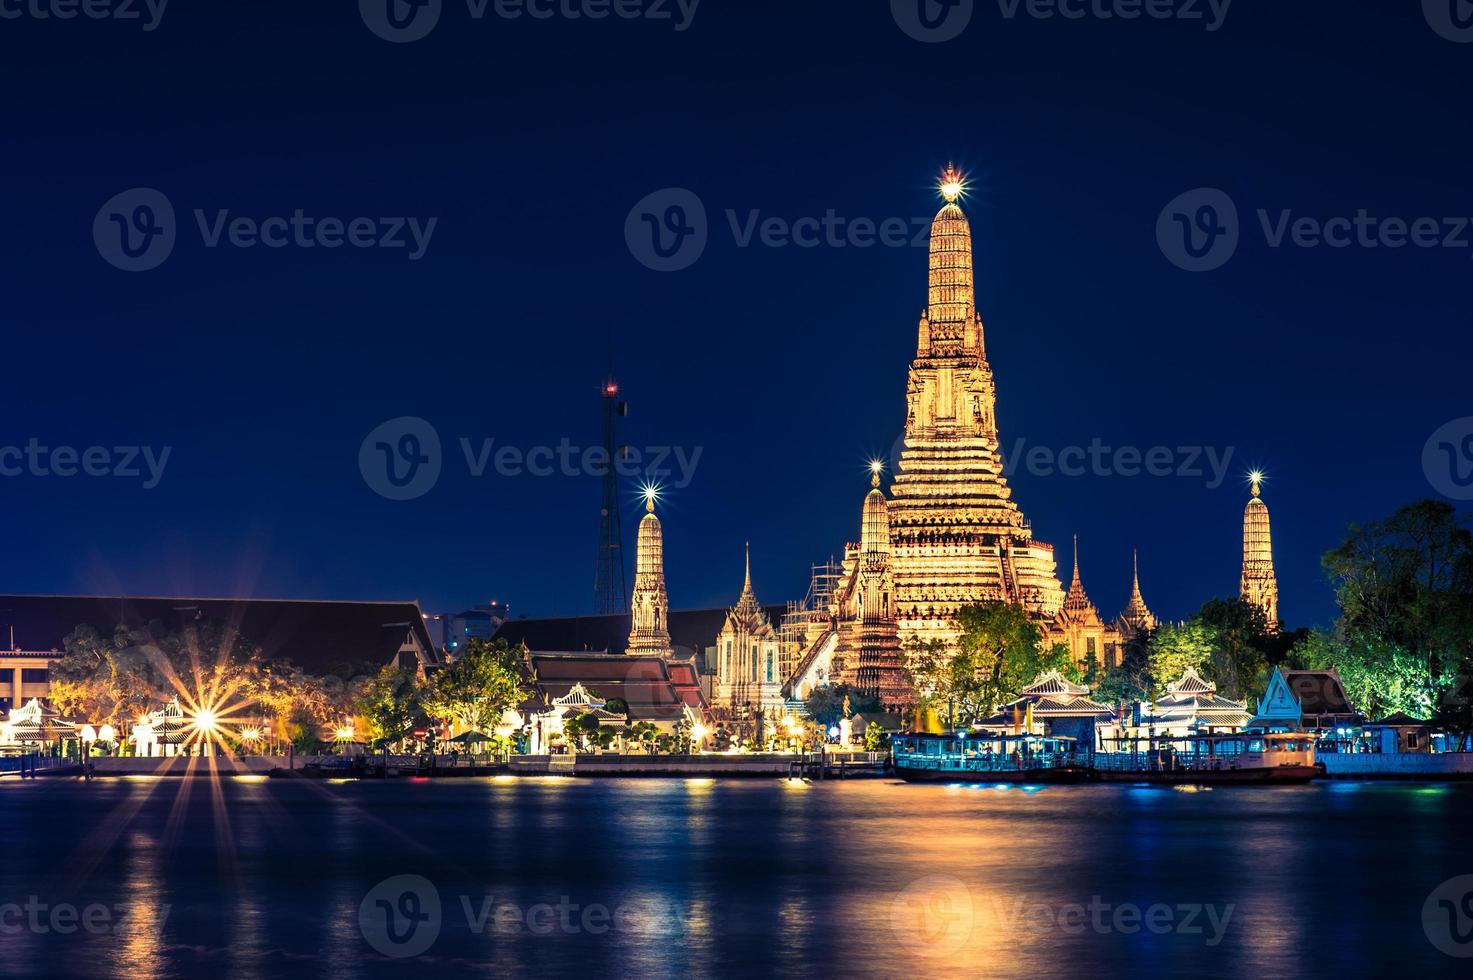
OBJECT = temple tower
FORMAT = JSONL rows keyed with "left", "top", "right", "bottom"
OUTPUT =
{"left": 1117, "top": 549, "right": 1158, "bottom": 641}
{"left": 847, "top": 464, "right": 911, "bottom": 711}
{"left": 1042, "top": 536, "right": 1120, "bottom": 672}
{"left": 887, "top": 166, "right": 1064, "bottom": 646}
{"left": 627, "top": 490, "right": 673, "bottom": 657}
{"left": 714, "top": 545, "right": 784, "bottom": 714}
{"left": 1240, "top": 473, "right": 1280, "bottom": 631}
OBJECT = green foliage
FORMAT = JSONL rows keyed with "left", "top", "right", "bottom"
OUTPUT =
{"left": 629, "top": 721, "right": 660, "bottom": 753}
{"left": 1197, "top": 598, "right": 1272, "bottom": 700}
{"left": 1320, "top": 500, "right": 1473, "bottom": 729}
{"left": 863, "top": 721, "right": 890, "bottom": 752}
{"left": 905, "top": 602, "right": 1066, "bottom": 725}
{"left": 1147, "top": 622, "right": 1215, "bottom": 690}
{"left": 355, "top": 665, "right": 423, "bottom": 749}
{"left": 802, "top": 684, "right": 879, "bottom": 727}
{"left": 421, "top": 638, "right": 524, "bottom": 734}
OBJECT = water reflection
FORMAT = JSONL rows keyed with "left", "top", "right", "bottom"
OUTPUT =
{"left": 0, "top": 780, "right": 1468, "bottom": 978}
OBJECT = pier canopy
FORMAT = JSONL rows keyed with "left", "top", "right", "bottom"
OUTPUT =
{"left": 1131, "top": 667, "right": 1251, "bottom": 735}
{"left": 0, "top": 698, "right": 77, "bottom": 745}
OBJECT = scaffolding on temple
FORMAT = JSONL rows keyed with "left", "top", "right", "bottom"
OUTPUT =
{"left": 779, "top": 558, "right": 842, "bottom": 665}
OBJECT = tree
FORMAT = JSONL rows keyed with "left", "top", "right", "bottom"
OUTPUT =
{"left": 355, "top": 665, "right": 423, "bottom": 749}
{"left": 905, "top": 602, "right": 1070, "bottom": 726}
{"left": 630, "top": 721, "right": 660, "bottom": 754}
{"left": 1147, "top": 622, "right": 1216, "bottom": 689}
{"left": 1196, "top": 598, "right": 1273, "bottom": 700}
{"left": 421, "top": 638, "right": 525, "bottom": 735}
{"left": 802, "top": 684, "right": 878, "bottom": 728}
{"left": 863, "top": 722, "right": 890, "bottom": 752}
{"left": 1322, "top": 500, "right": 1473, "bottom": 729}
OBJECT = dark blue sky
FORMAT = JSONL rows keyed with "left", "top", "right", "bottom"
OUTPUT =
{"left": 2, "top": 1, "right": 1469, "bottom": 630}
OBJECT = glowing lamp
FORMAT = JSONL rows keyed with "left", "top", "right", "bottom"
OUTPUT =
{"left": 81, "top": 726, "right": 97, "bottom": 743}
{"left": 98, "top": 724, "right": 115, "bottom": 743}
{"left": 939, "top": 165, "right": 966, "bottom": 203}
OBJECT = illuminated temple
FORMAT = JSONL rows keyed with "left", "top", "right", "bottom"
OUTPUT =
{"left": 785, "top": 169, "right": 1089, "bottom": 711}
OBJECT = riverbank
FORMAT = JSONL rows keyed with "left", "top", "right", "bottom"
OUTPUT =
{"left": 79, "top": 751, "right": 889, "bottom": 779}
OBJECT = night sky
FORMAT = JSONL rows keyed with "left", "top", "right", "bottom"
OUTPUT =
{"left": 2, "top": 2, "right": 1469, "bottom": 631}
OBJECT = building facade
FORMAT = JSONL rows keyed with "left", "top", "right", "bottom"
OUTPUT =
{"left": 712, "top": 549, "right": 785, "bottom": 715}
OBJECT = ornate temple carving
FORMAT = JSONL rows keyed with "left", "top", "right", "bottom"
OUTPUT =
{"left": 1240, "top": 474, "right": 1280, "bottom": 631}
{"left": 627, "top": 492, "right": 673, "bottom": 657}
{"left": 712, "top": 547, "right": 785, "bottom": 715}
{"left": 885, "top": 167, "right": 1064, "bottom": 646}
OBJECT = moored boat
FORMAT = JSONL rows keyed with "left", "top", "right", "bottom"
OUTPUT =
{"left": 1093, "top": 732, "right": 1320, "bottom": 785}
{"left": 892, "top": 732, "right": 1093, "bottom": 783}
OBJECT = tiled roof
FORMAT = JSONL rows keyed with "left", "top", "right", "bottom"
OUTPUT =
{"left": 0, "top": 595, "right": 439, "bottom": 676}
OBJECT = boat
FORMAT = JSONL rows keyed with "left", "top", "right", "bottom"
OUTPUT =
{"left": 1093, "top": 732, "right": 1320, "bottom": 785}
{"left": 892, "top": 732, "right": 1093, "bottom": 783}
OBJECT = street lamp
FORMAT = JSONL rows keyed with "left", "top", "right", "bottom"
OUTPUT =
{"left": 690, "top": 723, "right": 708, "bottom": 753}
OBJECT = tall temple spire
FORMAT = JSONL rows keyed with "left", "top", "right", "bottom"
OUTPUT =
{"left": 1240, "top": 471, "right": 1280, "bottom": 631}
{"left": 887, "top": 165, "right": 1065, "bottom": 643}
{"left": 849, "top": 465, "right": 910, "bottom": 712}
{"left": 1062, "top": 534, "right": 1093, "bottom": 613}
{"left": 1119, "top": 548, "right": 1157, "bottom": 640}
{"left": 627, "top": 486, "right": 672, "bottom": 657}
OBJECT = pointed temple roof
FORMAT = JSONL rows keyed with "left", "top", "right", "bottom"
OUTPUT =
{"left": 727, "top": 545, "right": 774, "bottom": 633}
{"left": 1061, "top": 535, "right": 1094, "bottom": 614}
{"left": 1021, "top": 669, "right": 1091, "bottom": 699}
{"left": 1166, "top": 666, "right": 1217, "bottom": 696}
{"left": 1118, "top": 549, "right": 1157, "bottom": 635}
